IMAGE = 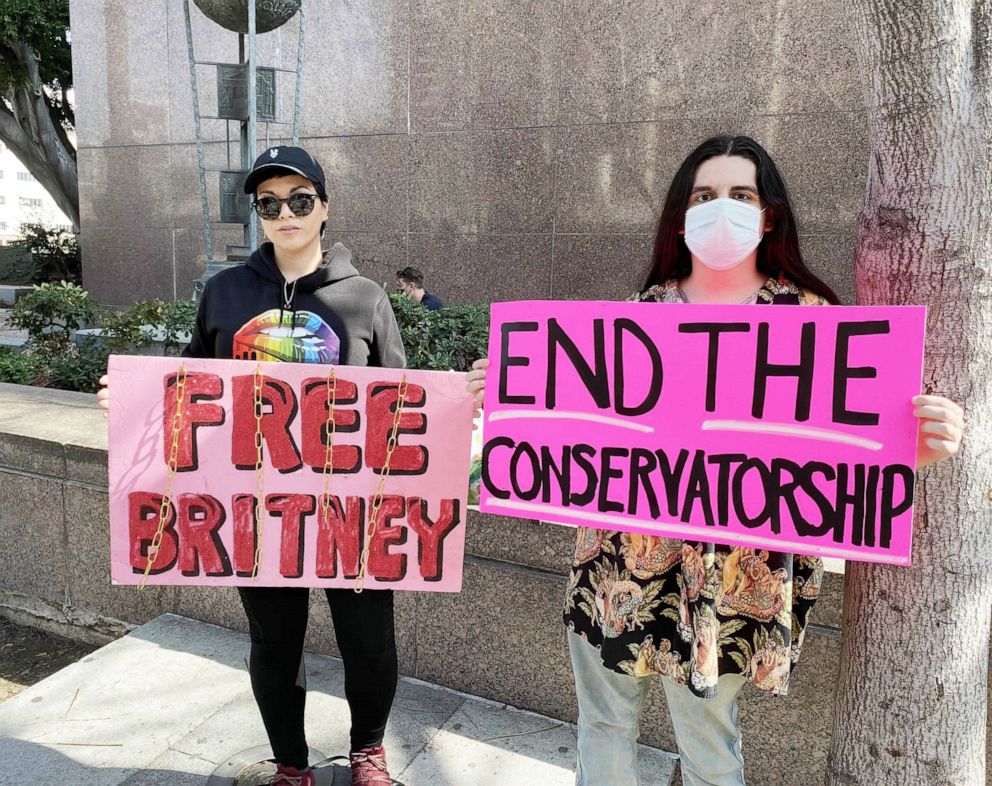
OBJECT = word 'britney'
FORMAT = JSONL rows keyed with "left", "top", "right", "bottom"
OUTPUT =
{"left": 128, "top": 493, "right": 460, "bottom": 582}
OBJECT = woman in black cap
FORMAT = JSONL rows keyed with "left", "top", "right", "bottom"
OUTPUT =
{"left": 100, "top": 145, "right": 402, "bottom": 786}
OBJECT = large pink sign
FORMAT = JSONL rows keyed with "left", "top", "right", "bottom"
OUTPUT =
{"left": 109, "top": 356, "right": 475, "bottom": 590}
{"left": 480, "top": 302, "right": 926, "bottom": 565}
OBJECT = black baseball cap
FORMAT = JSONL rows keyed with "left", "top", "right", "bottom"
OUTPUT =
{"left": 243, "top": 145, "right": 327, "bottom": 196}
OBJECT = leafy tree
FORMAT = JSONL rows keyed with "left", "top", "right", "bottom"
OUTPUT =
{"left": 0, "top": 0, "right": 78, "bottom": 228}
{"left": 12, "top": 221, "right": 80, "bottom": 282}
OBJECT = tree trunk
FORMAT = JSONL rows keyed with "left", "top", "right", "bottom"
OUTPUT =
{"left": 827, "top": 1, "right": 992, "bottom": 785}
{"left": 0, "top": 42, "right": 79, "bottom": 230}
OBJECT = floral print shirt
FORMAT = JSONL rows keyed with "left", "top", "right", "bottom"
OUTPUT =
{"left": 562, "top": 278, "right": 827, "bottom": 697}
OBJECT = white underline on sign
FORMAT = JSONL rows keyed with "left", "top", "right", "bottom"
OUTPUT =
{"left": 488, "top": 410, "right": 655, "bottom": 433}
{"left": 700, "top": 420, "right": 884, "bottom": 451}
{"left": 483, "top": 499, "right": 909, "bottom": 565}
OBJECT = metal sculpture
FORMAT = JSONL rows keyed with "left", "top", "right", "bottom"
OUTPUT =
{"left": 183, "top": 0, "right": 307, "bottom": 294}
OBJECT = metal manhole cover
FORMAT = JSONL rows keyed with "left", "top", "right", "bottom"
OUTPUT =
{"left": 207, "top": 745, "right": 344, "bottom": 785}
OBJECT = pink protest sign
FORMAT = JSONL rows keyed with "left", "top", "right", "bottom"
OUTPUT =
{"left": 480, "top": 302, "right": 926, "bottom": 565}
{"left": 108, "top": 355, "right": 475, "bottom": 590}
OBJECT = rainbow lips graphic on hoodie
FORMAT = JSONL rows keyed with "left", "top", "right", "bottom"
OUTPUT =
{"left": 233, "top": 309, "right": 340, "bottom": 364}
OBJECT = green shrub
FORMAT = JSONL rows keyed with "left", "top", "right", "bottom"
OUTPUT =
{"left": 162, "top": 298, "right": 197, "bottom": 353}
{"left": 388, "top": 293, "right": 489, "bottom": 372}
{"left": 8, "top": 281, "right": 100, "bottom": 354}
{"left": 0, "top": 342, "right": 110, "bottom": 394}
{"left": 11, "top": 223, "right": 81, "bottom": 284}
{"left": 5, "top": 283, "right": 486, "bottom": 392}
{"left": 4, "top": 286, "right": 196, "bottom": 394}
{"left": 99, "top": 298, "right": 196, "bottom": 355}
{"left": 99, "top": 310, "right": 155, "bottom": 354}
{"left": 0, "top": 348, "right": 48, "bottom": 386}
{"left": 47, "top": 338, "right": 110, "bottom": 394}
{"left": 99, "top": 299, "right": 168, "bottom": 354}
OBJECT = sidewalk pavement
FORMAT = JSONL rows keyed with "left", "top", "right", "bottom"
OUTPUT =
{"left": 0, "top": 614, "right": 678, "bottom": 785}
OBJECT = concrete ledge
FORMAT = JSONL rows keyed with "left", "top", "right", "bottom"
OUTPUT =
{"left": 0, "top": 382, "right": 106, "bottom": 454}
{"left": 0, "top": 336, "right": 28, "bottom": 351}
{"left": 0, "top": 431, "right": 67, "bottom": 477}
{"left": 0, "top": 588, "right": 131, "bottom": 646}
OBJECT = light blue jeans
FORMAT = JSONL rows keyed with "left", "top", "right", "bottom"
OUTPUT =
{"left": 568, "top": 632, "right": 747, "bottom": 786}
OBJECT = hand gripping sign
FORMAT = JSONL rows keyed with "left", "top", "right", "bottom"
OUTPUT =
{"left": 479, "top": 302, "right": 927, "bottom": 566}
{"left": 108, "top": 356, "right": 475, "bottom": 590}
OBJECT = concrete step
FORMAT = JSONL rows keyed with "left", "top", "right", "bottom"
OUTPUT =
{"left": 0, "top": 335, "right": 28, "bottom": 350}
{"left": 0, "top": 613, "right": 678, "bottom": 786}
{"left": 0, "top": 285, "right": 33, "bottom": 308}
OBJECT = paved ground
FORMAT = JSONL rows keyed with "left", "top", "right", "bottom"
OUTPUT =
{"left": 0, "top": 614, "right": 678, "bottom": 785}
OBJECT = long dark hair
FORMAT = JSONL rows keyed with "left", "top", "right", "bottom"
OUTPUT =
{"left": 641, "top": 135, "right": 841, "bottom": 304}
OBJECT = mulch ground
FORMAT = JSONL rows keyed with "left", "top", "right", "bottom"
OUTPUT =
{"left": 0, "top": 616, "right": 98, "bottom": 702}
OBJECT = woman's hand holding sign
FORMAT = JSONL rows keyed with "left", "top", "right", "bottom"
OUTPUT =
{"left": 97, "top": 373, "right": 110, "bottom": 417}
{"left": 466, "top": 357, "right": 489, "bottom": 429}
{"left": 913, "top": 394, "right": 964, "bottom": 469}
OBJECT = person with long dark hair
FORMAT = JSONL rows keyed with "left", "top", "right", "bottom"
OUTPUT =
{"left": 99, "top": 146, "right": 403, "bottom": 786}
{"left": 466, "top": 135, "right": 964, "bottom": 786}
{"left": 643, "top": 135, "right": 841, "bottom": 303}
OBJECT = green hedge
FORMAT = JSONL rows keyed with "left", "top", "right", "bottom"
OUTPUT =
{"left": 388, "top": 293, "right": 489, "bottom": 372}
{"left": 0, "top": 284, "right": 491, "bottom": 393}
{"left": 1, "top": 284, "right": 197, "bottom": 393}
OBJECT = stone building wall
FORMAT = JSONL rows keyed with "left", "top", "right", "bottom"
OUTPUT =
{"left": 70, "top": 0, "right": 867, "bottom": 307}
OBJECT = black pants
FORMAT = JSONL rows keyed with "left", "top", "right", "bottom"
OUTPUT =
{"left": 238, "top": 586, "right": 398, "bottom": 769}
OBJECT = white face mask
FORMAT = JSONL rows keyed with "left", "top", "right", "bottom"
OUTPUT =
{"left": 683, "top": 198, "right": 765, "bottom": 271}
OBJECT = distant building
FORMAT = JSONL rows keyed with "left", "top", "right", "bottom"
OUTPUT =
{"left": 0, "top": 141, "right": 72, "bottom": 245}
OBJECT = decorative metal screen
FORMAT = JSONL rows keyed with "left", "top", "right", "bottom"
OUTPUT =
{"left": 217, "top": 65, "right": 277, "bottom": 121}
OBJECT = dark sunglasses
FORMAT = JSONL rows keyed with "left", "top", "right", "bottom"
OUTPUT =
{"left": 252, "top": 193, "right": 319, "bottom": 220}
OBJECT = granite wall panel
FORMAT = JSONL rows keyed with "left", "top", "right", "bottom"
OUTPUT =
{"left": 72, "top": 0, "right": 865, "bottom": 303}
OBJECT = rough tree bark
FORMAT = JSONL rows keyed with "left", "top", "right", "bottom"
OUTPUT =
{"left": 0, "top": 42, "right": 78, "bottom": 230}
{"left": 827, "top": 1, "right": 992, "bottom": 784}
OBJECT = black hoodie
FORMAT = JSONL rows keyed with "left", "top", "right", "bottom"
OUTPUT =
{"left": 184, "top": 241, "right": 405, "bottom": 369}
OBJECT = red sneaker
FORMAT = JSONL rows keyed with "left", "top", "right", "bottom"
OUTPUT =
{"left": 350, "top": 745, "right": 391, "bottom": 786}
{"left": 264, "top": 763, "right": 315, "bottom": 786}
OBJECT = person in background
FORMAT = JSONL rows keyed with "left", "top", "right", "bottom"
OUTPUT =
{"left": 396, "top": 266, "right": 443, "bottom": 311}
